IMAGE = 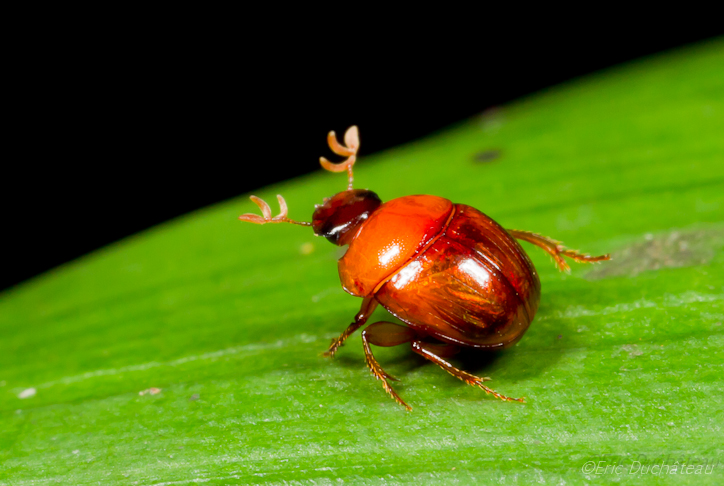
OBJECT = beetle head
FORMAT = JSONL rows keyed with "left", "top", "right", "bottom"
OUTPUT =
{"left": 312, "top": 189, "right": 381, "bottom": 245}
{"left": 239, "top": 126, "right": 379, "bottom": 238}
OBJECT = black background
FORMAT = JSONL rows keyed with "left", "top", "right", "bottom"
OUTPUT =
{"left": 3, "top": 27, "right": 722, "bottom": 292}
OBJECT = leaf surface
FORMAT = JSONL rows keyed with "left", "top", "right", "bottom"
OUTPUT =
{"left": 2, "top": 39, "right": 723, "bottom": 484}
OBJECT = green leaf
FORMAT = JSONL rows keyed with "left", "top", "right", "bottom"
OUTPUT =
{"left": 2, "top": 39, "right": 723, "bottom": 484}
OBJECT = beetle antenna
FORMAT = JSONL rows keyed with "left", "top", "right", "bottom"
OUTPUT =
{"left": 319, "top": 126, "right": 359, "bottom": 190}
{"left": 239, "top": 194, "right": 312, "bottom": 227}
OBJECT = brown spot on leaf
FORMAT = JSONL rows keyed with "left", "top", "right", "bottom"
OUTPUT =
{"left": 586, "top": 227, "right": 724, "bottom": 280}
{"left": 473, "top": 149, "right": 502, "bottom": 163}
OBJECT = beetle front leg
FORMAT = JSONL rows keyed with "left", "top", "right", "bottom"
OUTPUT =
{"left": 323, "top": 296, "right": 378, "bottom": 358}
{"left": 411, "top": 341, "right": 525, "bottom": 403}
{"left": 507, "top": 229, "right": 610, "bottom": 272}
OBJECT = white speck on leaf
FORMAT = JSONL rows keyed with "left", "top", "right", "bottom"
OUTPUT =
{"left": 18, "top": 388, "right": 36, "bottom": 399}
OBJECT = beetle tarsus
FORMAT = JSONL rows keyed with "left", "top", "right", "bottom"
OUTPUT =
{"left": 476, "top": 383, "right": 526, "bottom": 403}
{"left": 323, "top": 338, "right": 345, "bottom": 358}
{"left": 324, "top": 324, "right": 361, "bottom": 358}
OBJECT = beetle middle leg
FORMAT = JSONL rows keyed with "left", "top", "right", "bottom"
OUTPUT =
{"left": 323, "top": 296, "right": 378, "bottom": 358}
{"left": 507, "top": 229, "right": 610, "bottom": 272}
{"left": 361, "top": 321, "right": 418, "bottom": 411}
{"left": 411, "top": 341, "right": 525, "bottom": 403}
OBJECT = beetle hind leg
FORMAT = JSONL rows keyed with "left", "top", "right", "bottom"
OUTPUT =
{"left": 507, "top": 229, "right": 610, "bottom": 272}
{"left": 411, "top": 341, "right": 525, "bottom": 403}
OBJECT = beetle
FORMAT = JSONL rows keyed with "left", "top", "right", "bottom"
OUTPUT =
{"left": 240, "top": 126, "right": 609, "bottom": 410}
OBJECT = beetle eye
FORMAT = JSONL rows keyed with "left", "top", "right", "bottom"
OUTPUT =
{"left": 312, "top": 189, "right": 382, "bottom": 246}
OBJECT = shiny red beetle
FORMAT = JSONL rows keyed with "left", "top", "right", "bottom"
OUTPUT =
{"left": 240, "top": 126, "right": 609, "bottom": 410}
